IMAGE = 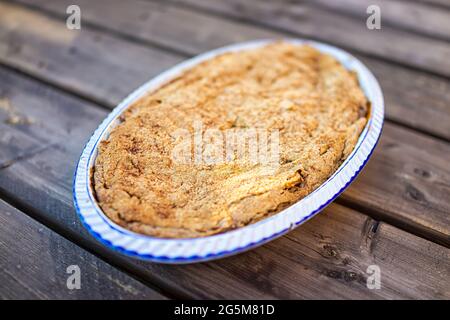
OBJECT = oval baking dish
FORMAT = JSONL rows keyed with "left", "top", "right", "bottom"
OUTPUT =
{"left": 73, "top": 39, "right": 384, "bottom": 263}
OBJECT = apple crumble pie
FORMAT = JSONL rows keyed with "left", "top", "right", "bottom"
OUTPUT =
{"left": 93, "top": 43, "right": 368, "bottom": 238}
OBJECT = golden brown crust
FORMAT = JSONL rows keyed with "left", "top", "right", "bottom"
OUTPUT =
{"left": 93, "top": 43, "right": 368, "bottom": 238}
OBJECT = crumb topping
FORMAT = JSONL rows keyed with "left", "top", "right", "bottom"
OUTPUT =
{"left": 93, "top": 43, "right": 368, "bottom": 238}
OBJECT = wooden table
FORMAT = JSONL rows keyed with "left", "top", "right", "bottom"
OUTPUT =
{"left": 0, "top": 0, "right": 449, "bottom": 299}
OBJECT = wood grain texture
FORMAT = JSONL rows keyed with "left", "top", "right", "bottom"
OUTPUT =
{"left": 1, "top": 0, "right": 449, "bottom": 244}
{"left": 0, "top": 199, "right": 166, "bottom": 299}
{"left": 5, "top": 0, "right": 450, "bottom": 142}
{"left": 173, "top": 0, "right": 450, "bottom": 77}
{"left": 0, "top": 66, "right": 449, "bottom": 299}
{"left": 412, "top": 0, "right": 450, "bottom": 9}
{"left": 0, "top": 1, "right": 183, "bottom": 107}
{"left": 307, "top": 0, "right": 450, "bottom": 41}
{"left": 343, "top": 124, "right": 450, "bottom": 245}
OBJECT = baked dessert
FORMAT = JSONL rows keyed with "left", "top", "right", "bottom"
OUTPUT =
{"left": 93, "top": 43, "right": 368, "bottom": 238}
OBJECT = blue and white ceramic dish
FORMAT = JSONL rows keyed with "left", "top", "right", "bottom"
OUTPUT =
{"left": 73, "top": 39, "right": 384, "bottom": 264}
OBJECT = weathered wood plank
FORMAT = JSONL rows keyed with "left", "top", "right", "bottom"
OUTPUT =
{"left": 0, "top": 2, "right": 449, "bottom": 243}
{"left": 14, "top": 0, "right": 450, "bottom": 74}
{"left": 0, "top": 1, "right": 183, "bottom": 107}
{"left": 281, "top": 205, "right": 450, "bottom": 299}
{"left": 343, "top": 124, "right": 450, "bottom": 245}
{"left": 172, "top": 0, "right": 450, "bottom": 77}
{"left": 307, "top": 0, "right": 450, "bottom": 41}
{"left": 5, "top": 0, "right": 450, "bottom": 142}
{"left": 0, "top": 199, "right": 166, "bottom": 299}
{"left": 11, "top": 0, "right": 273, "bottom": 56}
{"left": 0, "top": 66, "right": 449, "bottom": 299}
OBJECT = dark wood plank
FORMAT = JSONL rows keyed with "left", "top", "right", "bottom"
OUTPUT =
{"left": 281, "top": 205, "right": 450, "bottom": 299}
{"left": 172, "top": 0, "right": 450, "bottom": 77}
{"left": 11, "top": 0, "right": 274, "bottom": 56}
{"left": 306, "top": 0, "right": 450, "bottom": 41}
{"left": 14, "top": 0, "right": 450, "bottom": 73}
{"left": 344, "top": 124, "right": 450, "bottom": 245}
{"left": 0, "top": 199, "right": 166, "bottom": 299}
{"left": 0, "top": 65, "right": 449, "bottom": 299}
{"left": 6, "top": 0, "right": 450, "bottom": 142}
{"left": 0, "top": 1, "right": 183, "bottom": 107}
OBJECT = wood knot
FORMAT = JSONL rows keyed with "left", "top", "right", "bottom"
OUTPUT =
{"left": 413, "top": 168, "right": 431, "bottom": 178}
{"left": 323, "top": 244, "right": 338, "bottom": 258}
{"left": 405, "top": 183, "right": 426, "bottom": 203}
